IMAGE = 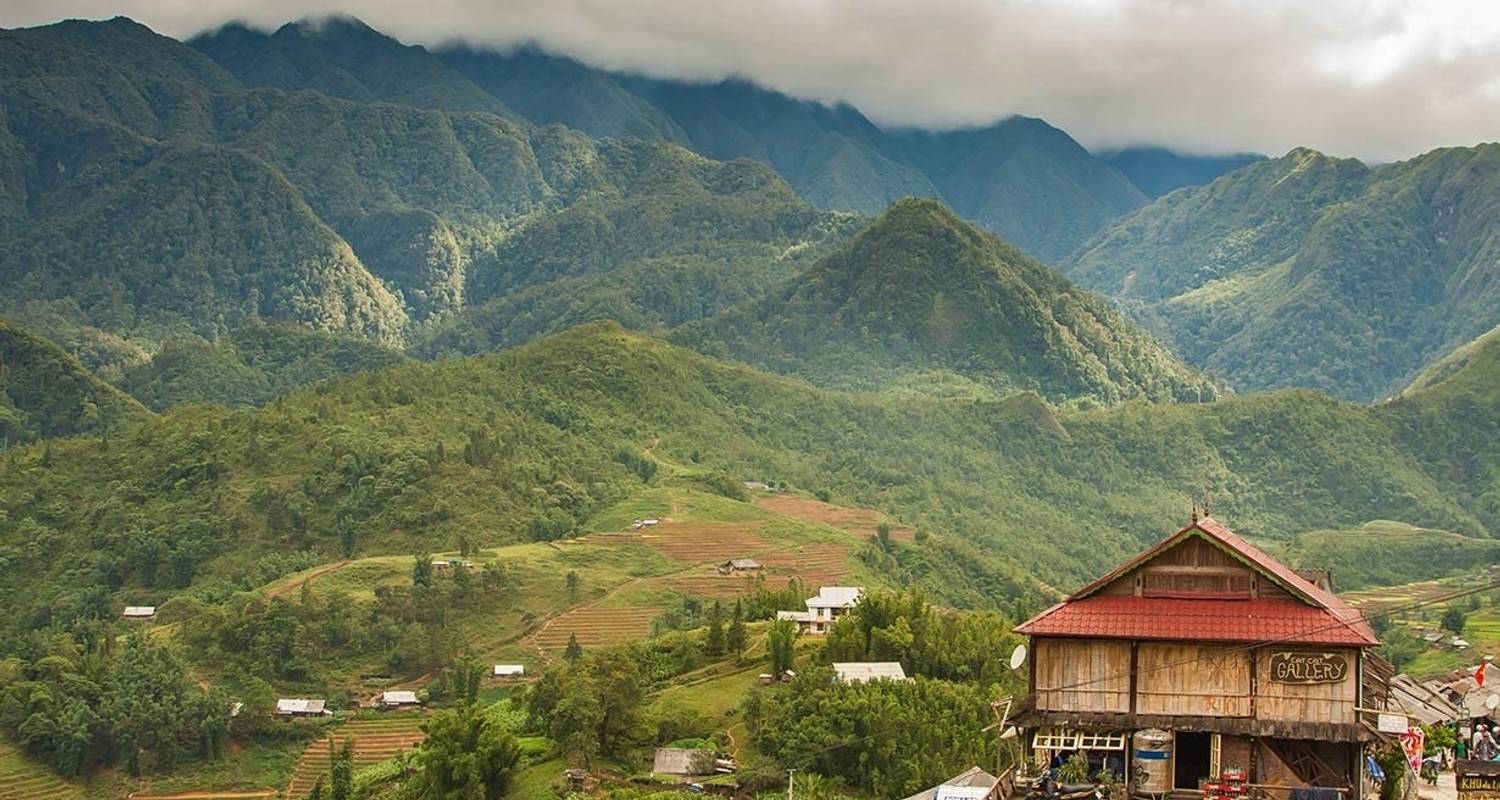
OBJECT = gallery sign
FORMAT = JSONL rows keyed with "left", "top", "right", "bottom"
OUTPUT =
{"left": 1268, "top": 652, "right": 1348, "bottom": 684}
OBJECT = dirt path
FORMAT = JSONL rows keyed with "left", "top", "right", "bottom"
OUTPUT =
{"left": 129, "top": 791, "right": 276, "bottom": 800}
{"left": 266, "top": 560, "right": 350, "bottom": 599}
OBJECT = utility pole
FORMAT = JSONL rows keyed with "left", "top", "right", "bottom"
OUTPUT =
{"left": 787, "top": 768, "right": 796, "bottom": 800}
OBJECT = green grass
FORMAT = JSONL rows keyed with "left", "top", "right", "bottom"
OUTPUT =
{"left": 78, "top": 738, "right": 303, "bottom": 799}
{"left": 508, "top": 756, "right": 566, "bottom": 800}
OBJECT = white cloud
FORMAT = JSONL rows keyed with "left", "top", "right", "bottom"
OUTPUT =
{"left": 4, "top": 0, "right": 1499, "bottom": 161}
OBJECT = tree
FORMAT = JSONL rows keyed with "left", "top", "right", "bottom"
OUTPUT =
{"left": 329, "top": 737, "right": 353, "bottom": 800}
{"left": 768, "top": 617, "right": 797, "bottom": 674}
{"left": 337, "top": 516, "right": 356, "bottom": 559}
{"left": 306, "top": 776, "right": 326, "bottom": 800}
{"left": 874, "top": 522, "right": 893, "bottom": 554}
{"left": 705, "top": 600, "right": 726, "bottom": 656}
{"left": 415, "top": 705, "right": 522, "bottom": 800}
{"left": 727, "top": 600, "right": 748, "bottom": 659}
{"left": 564, "top": 633, "right": 583, "bottom": 663}
{"left": 565, "top": 570, "right": 580, "bottom": 601}
{"left": 1441, "top": 607, "right": 1466, "bottom": 635}
{"left": 413, "top": 554, "right": 434, "bottom": 588}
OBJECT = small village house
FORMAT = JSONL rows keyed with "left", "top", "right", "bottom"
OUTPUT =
{"left": 652, "top": 747, "right": 716, "bottom": 776}
{"left": 900, "top": 767, "right": 1004, "bottom": 800}
{"left": 381, "top": 690, "right": 420, "bottom": 708}
{"left": 276, "top": 698, "right": 331, "bottom": 717}
{"left": 1012, "top": 515, "right": 1385, "bottom": 798}
{"left": 777, "top": 586, "right": 863, "bottom": 634}
{"left": 493, "top": 664, "right": 525, "bottom": 678}
{"left": 833, "top": 661, "right": 910, "bottom": 684}
{"left": 121, "top": 605, "right": 156, "bottom": 620}
{"left": 717, "top": 558, "right": 762, "bottom": 575}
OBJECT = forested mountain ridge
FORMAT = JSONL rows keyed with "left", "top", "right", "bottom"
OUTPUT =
{"left": 676, "top": 199, "right": 1221, "bottom": 404}
{"left": 0, "top": 16, "right": 857, "bottom": 387}
{"left": 437, "top": 42, "right": 1149, "bottom": 261}
{"left": 1100, "top": 147, "right": 1266, "bottom": 198}
{"left": 0, "top": 318, "right": 150, "bottom": 443}
{"left": 1069, "top": 144, "right": 1500, "bottom": 400}
{"left": 189, "top": 17, "right": 519, "bottom": 118}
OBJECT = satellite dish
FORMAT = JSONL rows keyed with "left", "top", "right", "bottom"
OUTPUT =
{"left": 1486, "top": 694, "right": 1499, "bottom": 711}
{"left": 1009, "top": 644, "right": 1028, "bottom": 671}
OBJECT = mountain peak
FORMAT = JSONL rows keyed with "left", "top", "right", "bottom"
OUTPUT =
{"left": 676, "top": 199, "right": 1220, "bottom": 404}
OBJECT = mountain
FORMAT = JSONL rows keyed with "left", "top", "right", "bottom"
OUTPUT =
{"left": 0, "top": 318, "right": 149, "bottom": 442}
{"left": 885, "top": 120, "right": 1147, "bottom": 261}
{"left": 414, "top": 140, "right": 860, "bottom": 357}
{"left": 189, "top": 17, "right": 517, "bottom": 118}
{"left": 436, "top": 44, "right": 1147, "bottom": 260}
{"left": 116, "top": 323, "right": 408, "bottom": 410}
{"left": 675, "top": 199, "right": 1221, "bottom": 403}
{"left": 1099, "top": 147, "right": 1266, "bottom": 198}
{"left": 1069, "top": 145, "right": 1500, "bottom": 400}
{"left": 1, "top": 17, "right": 854, "bottom": 380}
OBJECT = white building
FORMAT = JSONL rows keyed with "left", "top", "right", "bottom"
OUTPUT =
{"left": 777, "top": 586, "right": 863, "bottom": 635}
{"left": 493, "top": 664, "right": 525, "bottom": 678}
{"left": 381, "top": 690, "right": 420, "bottom": 707}
{"left": 276, "top": 698, "right": 330, "bottom": 717}
{"left": 832, "top": 661, "right": 909, "bottom": 684}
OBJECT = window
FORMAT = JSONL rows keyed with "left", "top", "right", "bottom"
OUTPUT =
{"left": 1033, "top": 730, "right": 1127, "bottom": 751}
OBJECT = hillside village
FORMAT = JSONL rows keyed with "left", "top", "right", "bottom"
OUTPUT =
{"left": 4, "top": 6, "right": 1500, "bottom": 800}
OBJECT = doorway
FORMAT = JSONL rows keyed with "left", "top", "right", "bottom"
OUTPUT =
{"left": 1174, "top": 732, "right": 1213, "bottom": 790}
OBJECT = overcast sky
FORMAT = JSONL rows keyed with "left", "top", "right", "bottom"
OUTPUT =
{"left": 5, "top": 0, "right": 1499, "bottom": 161}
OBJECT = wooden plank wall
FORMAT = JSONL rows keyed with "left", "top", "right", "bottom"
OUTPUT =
{"left": 1254, "top": 648, "right": 1357, "bottom": 725}
{"left": 1095, "top": 536, "right": 1292, "bottom": 599}
{"left": 1137, "top": 643, "right": 1251, "bottom": 716}
{"left": 1034, "top": 638, "right": 1131, "bottom": 712}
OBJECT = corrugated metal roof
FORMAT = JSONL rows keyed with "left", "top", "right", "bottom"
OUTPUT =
{"left": 1015, "top": 595, "right": 1375, "bottom": 645}
{"left": 1017, "top": 516, "right": 1377, "bottom": 646}
{"left": 382, "top": 691, "right": 419, "bottom": 704}
{"left": 833, "top": 661, "right": 909, "bottom": 683}
{"left": 900, "top": 767, "right": 998, "bottom": 800}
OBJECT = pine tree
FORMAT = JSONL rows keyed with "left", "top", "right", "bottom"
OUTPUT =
{"left": 705, "top": 600, "right": 725, "bottom": 656}
{"left": 565, "top": 570, "right": 580, "bottom": 601}
{"left": 412, "top": 554, "right": 434, "bottom": 588}
{"left": 564, "top": 633, "right": 583, "bottom": 663}
{"left": 728, "top": 600, "right": 748, "bottom": 659}
{"left": 330, "top": 737, "right": 354, "bottom": 800}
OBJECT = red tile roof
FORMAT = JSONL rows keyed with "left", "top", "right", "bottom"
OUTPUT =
{"left": 1015, "top": 595, "right": 1377, "bottom": 646}
{"left": 1017, "top": 516, "right": 1378, "bottom": 646}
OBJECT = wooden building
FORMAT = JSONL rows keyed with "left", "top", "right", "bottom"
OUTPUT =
{"left": 1012, "top": 516, "right": 1382, "bottom": 798}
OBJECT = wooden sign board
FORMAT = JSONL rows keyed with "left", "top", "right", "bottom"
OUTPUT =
{"left": 1458, "top": 760, "right": 1500, "bottom": 800}
{"left": 1268, "top": 652, "right": 1348, "bottom": 684}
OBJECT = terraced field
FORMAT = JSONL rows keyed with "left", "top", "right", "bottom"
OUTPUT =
{"left": 637, "top": 522, "right": 771, "bottom": 563}
{"left": 0, "top": 746, "right": 80, "bottom": 800}
{"left": 758, "top": 542, "right": 853, "bottom": 587}
{"left": 755, "top": 495, "right": 915, "bottom": 542}
{"left": 286, "top": 714, "right": 427, "bottom": 797}
{"left": 531, "top": 605, "right": 667, "bottom": 648}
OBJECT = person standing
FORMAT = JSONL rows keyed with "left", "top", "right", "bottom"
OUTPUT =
{"left": 1475, "top": 727, "right": 1498, "bottom": 761}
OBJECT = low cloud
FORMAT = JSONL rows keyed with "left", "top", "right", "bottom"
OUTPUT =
{"left": 5, "top": 0, "right": 1499, "bottom": 161}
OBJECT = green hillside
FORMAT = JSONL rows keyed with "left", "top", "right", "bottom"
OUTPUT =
{"left": 7, "top": 319, "right": 1500, "bottom": 637}
{"left": 1070, "top": 145, "right": 1500, "bottom": 400}
{"left": 116, "top": 324, "right": 408, "bottom": 410}
{"left": 677, "top": 199, "right": 1221, "bottom": 403}
{"left": 0, "top": 319, "right": 149, "bottom": 443}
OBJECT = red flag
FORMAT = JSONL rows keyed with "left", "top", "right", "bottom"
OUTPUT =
{"left": 1478, "top": 660, "right": 1488, "bottom": 688}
